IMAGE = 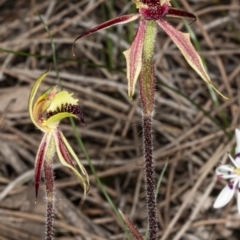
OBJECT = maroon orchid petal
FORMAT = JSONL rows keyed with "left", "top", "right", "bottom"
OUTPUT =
{"left": 53, "top": 129, "right": 89, "bottom": 197}
{"left": 157, "top": 19, "right": 227, "bottom": 99}
{"left": 73, "top": 14, "right": 140, "bottom": 55}
{"left": 119, "top": 210, "right": 144, "bottom": 240}
{"left": 166, "top": 7, "right": 196, "bottom": 23}
{"left": 123, "top": 19, "right": 147, "bottom": 98}
{"left": 34, "top": 133, "right": 48, "bottom": 201}
{"left": 55, "top": 130, "right": 75, "bottom": 167}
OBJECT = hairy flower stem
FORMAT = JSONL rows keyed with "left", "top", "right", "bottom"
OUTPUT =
{"left": 44, "top": 160, "right": 55, "bottom": 240}
{"left": 142, "top": 115, "right": 156, "bottom": 239}
{"left": 43, "top": 137, "right": 55, "bottom": 240}
{"left": 139, "top": 20, "right": 158, "bottom": 240}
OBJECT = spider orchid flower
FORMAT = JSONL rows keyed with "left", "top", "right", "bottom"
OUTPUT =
{"left": 73, "top": 0, "right": 227, "bottom": 100}
{"left": 29, "top": 70, "right": 89, "bottom": 201}
{"left": 213, "top": 129, "right": 240, "bottom": 213}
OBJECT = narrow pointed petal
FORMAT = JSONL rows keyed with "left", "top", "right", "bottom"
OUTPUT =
{"left": 28, "top": 69, "right": 50, "bottom": 131}
{"left": 73, "top": 14, "right": 140, "bottom": 55}
{"left": 55, "top": 130, "right": 75, "bottom": 167}
{"left": 213, "top": 180, "right": 237, "bottom": 208}
{"left": 157, "top": 19, "right": 228, "bottom": 99}
{"left": 237, "top": 183, "right": 240, "bottom": 214}
{"left": 54, "top": 130, "right": 89, "bottom": 198}
{"left": 228, "top": 154, "right": 240, "bottom": 169}
{"left": 123, "top": 20, "right": 147, "bottom": 98}
{"left": 119, "top": 210, "right": 143, "bottom": 240}
{"left": 235, "top": 129, "right": 240, "bottom": 162}
{"left": 59, "top": 131, "right": 89, "bottom": 183}
{"left": 34, "top": 133, "right": 51, "bottom": 201}
{"left": 166, "top": 8, "right": 196, "bottom": 23}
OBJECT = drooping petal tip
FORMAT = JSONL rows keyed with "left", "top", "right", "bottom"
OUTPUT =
{"left": 157, "top": 19, "right": 228, "bottom": 100}
{"left": 54, "top": 130, "right": 89, "bottom": 199}
{"left": 166, "top": 7, "right": 196, "bottom": 24}
{"left": 119, "top": 209, "right": 144, "bottom": 240}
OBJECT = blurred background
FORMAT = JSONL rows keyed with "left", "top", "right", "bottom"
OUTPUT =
{"left": 0, "top": 0, "right": 240, "bottom": 239}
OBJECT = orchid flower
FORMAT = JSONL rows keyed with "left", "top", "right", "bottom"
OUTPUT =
{"left": 214, "top": 129, "right": 240, "bottom": 214}
{"left": 29, "top": 70, "right": 89, "bottom": 201}
{"left": 73, "top": 0, "right": 227, "bottom": 101}
{"left": 73, "top": 1, "right": 227, "bottom": 239}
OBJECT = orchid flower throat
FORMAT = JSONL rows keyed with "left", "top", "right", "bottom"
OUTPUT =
{"left": 46, "top": 103, "right": 86, "bottom": 127}
{"left": 137, "top": 0, "right": 169, "bottom": 20}
{"left": 30, "top": 72, "right": 86, "bottom": 132}
{"left": 36, "top": 97, "right": 84, "bottom": 130}
{"left": 135, "top": 0, "right": 196, "bottom": 21}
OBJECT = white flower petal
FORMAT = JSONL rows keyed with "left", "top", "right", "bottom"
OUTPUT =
{"left": 213, "top": 181, "right": 237, "bottom": 209}
{"left": 229, "top": 153, "right": 240, "bottom": 168}
{"left": 238, "top": 183, "right": 240, "bottom": 214}
{"left": 236, "top": 156, "right": 240, "bottom": 167}
{"left": 218, "top": 174, "right": 238, "bottom": 179}
{"left": 216, "top": 164, "right": 234, "bottom": 172}
{"left": 235, "top": 129, "right": 240, "bottom": 154}
{"left": 216, "top": 165, "right": 236, "bottom": 179}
